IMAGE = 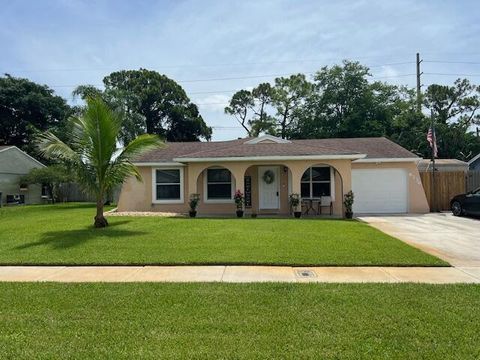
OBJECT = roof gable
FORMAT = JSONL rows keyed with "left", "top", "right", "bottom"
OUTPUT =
{"left": 468, "top": 153, "right": 480, "bottom": 165}
{"left": 244, "top": 135, "right": 291, "bottom": 144}
{"left": 0, "top": 146, "right": 45, "bottom": 173}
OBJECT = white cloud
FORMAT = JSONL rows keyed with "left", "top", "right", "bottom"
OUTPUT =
{"left": 194, "top": 94, "right": 231, "bottom": 112}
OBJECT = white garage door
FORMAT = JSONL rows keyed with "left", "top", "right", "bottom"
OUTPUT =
{"left": 352, "top": 169, "right": 408, "bottom": 213}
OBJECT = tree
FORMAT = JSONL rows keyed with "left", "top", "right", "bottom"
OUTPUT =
{"left": 36, "top": 97, "right": 163, "bottom": 228}
{"left": 20, "top": 165, "right": 73, "bottom": 204}
{"left": 291, "top": 61, "right": 401, "bottom": 139}
{"left": 101, "top": 69, "right": 211, "bottom": 143}
{"left": 271, "top": 74, "right": 312, "bottom": 138}
{"left": 423, "top": 79, "right": 480, "bottom": 159}
{"left": 72, "top": 85, "right": 104, "bottom": 100}
{"left": 424, "top": 79, "right": 480, "bottom": 126}
{"left": 0, "top": 74, "right": 71, "bottom": 154}
{"left": 224, "top": 90, "right": 254, "bottom": 136}
{"left": 387, "top": 88, "right": 430, "bottom": 156}
{"left": 224, "top": 83, "right": 275, "bottom": 137}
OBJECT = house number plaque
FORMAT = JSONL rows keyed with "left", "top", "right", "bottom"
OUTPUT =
{"left": 244, "top": 176, "right": 252, "bottom": 208}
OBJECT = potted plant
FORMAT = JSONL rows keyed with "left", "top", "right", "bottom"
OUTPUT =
{"left": 188, "top": 193, "right": 200, "bottom": 217}
{"left": 289, "top": 193, "right": 302, "bottom": 218}
{"left": 343, "top": 191, "right": 354, "bottom": 219}
{"left": 234, "top": 190, "right": 244, "bottom": 218}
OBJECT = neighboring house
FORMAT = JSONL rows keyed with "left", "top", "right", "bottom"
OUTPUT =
{"left": 0, "top": 146, "right": 45, "bottom": 205}
{"left": 118, "top": 135, "right": 429, "bottom": 215}
{"left": 468, "top": 153, "right": 480, "bottom": 170}
{"left": 418, "top": 159, "right": 469, "bottom": 173}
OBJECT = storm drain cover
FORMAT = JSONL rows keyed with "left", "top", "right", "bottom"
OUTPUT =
{"left": 295, "top": 269, "right": 317, "bottom": 278}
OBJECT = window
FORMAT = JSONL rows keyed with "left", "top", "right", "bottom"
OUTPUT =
{"left": 205, "top": 168, "right": 233, "bottom": 201}
{"left": 301, "top": 167, "right": 332, "bottom": 198}
{"left": 153, "top": 168, "right": 183, "bottom": 203}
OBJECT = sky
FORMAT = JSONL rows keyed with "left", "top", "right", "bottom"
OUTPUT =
{"left": 1, "top": 0, "right": 479, "bottom": 140}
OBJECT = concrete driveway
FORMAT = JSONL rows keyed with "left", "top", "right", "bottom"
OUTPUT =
{"left": 360, "top": 213, "right": 480, "bottom": 268}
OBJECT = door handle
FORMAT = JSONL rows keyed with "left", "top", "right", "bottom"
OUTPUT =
{"left": 276, "top": 191, "right": 279, "bottom": 196}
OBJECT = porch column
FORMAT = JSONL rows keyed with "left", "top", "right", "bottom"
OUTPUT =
{"left": 186, "top": 163, "right": 204, "bottom": 196}
{"left": 285, "top": 162, "right": 303, "bottom": 196}
{"left": 228, "top": 164, "right": 250, "bottom": 196}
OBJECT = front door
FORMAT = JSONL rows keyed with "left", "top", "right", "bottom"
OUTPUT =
{"left": 258, "top": 166, "right": 280, "bottom": 209}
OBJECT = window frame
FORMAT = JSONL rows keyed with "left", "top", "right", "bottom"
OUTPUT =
{"left": 300, "top": 166, "right": 335, "bottom": 200}
{"left": 152, "top": 167, "right": 184, "bottom": 204}
{"left": 203, "top": 167, "right": 235, "bottom": 204}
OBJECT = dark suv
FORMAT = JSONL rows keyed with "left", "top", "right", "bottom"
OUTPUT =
{"left": 451, "top": 187, "right": 480, "bottom": 216}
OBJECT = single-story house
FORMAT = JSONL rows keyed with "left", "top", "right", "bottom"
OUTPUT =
{"left": 0, "top": 146, "right": 45, "bottom": 205}
{"left": 418, "top": 159, "right": 469, "bottom": 172}
{"left": 468, "top": 153, "right": 480, "bottom": 170}
{"left": 117, "top": 135, "right": 429, "bottom": 216}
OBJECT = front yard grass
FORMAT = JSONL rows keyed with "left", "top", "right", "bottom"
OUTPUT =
{"left": 0, "top": 282, "right": 479, "bottom": 359}
{"left": 0, "top": 203, "right": 446, "bottom": 266}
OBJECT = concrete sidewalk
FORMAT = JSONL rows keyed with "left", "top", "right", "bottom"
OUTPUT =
{"left": 0, "top": 265, "right": 479, "bottom": 283}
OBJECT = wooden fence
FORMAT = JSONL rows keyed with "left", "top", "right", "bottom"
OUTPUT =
{"left": 420, "top": 170, "right": 480, "bottom": 211}
{"left": 420, "top": 171, "right": 465, "bottom": 211}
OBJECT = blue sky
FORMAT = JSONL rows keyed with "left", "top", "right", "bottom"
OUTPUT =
{"left": 1, "top": 0, "right": 479, "bottom": 140}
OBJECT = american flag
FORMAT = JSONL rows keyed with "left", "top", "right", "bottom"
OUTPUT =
{"left": 427, "top": 127, "right": 438, "bottom": 158}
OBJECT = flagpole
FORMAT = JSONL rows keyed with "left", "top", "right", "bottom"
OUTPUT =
{"left": 430, "top": 109, "right": 436, "bottom": 212}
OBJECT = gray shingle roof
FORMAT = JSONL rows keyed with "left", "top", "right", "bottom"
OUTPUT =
{"left": 135, "top": 137, "right": 418, "bottom": 162}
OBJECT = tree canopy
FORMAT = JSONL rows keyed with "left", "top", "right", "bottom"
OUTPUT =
{"left": 224, "top": 60, "right": 480, "bottom": 160}
{"left": 20, "top": 165, "right": 73, "bottom": 204}
{"left": 0, "top": 74, "right": 71, "bottom": 154}
{"left": 74, "top": 69, "right": 212, "bottom": 144}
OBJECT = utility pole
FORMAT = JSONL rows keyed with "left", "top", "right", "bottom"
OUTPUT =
{"left": 430, "top": 109, "right": 436, "bottom": 212}
{"left": 416, "top": 52, "right": 423, "bottom": 112}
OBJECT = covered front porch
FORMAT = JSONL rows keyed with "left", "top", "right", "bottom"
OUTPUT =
{"left": 186, "top": 159, "right": 352, "bottom": 217}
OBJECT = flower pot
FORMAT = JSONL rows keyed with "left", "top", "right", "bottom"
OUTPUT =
{"left": 294, "top": 211, "right": 302, "bottom": 218}
{"left": 345, "top": 211, "right": 353, "bottom": 219}
{"left": 189, "top": 210, "right": 197, "bottom": 218}
{"left": 236, "top": 210, "right": 244, "bottom": 218}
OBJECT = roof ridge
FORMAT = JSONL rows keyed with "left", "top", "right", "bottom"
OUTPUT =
{"left": 165, "top": 138, "right": 250, "bottom": 146}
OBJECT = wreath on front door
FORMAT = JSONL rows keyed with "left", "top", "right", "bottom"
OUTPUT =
{"left": 262, "top": 170, "right": 275, "bottom": 184}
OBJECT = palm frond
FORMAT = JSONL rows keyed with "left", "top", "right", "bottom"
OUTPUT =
{"left": 36, "top": 131, "right": 80, "bottom": 163}
{"left": 116, "top": 134, "right": 164, "bottom": 163}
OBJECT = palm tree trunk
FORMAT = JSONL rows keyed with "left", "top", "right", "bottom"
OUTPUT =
{"left": 94, "top": 197, "right": 108, "bottom": 228}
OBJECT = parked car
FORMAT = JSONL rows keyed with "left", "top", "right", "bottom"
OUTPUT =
{"left": 450, "top": 187, "right": 480, "bottom": 216}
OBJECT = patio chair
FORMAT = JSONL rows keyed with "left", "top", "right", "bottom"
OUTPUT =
{"left": 317, "top": 197, "right": 333, "bottom": 215}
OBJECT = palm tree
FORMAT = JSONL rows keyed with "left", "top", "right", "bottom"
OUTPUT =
{"left": 37, "top": 97, "right": 163, "bottom": 227}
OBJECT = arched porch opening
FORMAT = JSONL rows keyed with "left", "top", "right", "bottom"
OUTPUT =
{"left": 298, "top": 163, "right": 345, "bottom": 216}
{"left": 191, "top": 165, "right": 239, "bottom": 215}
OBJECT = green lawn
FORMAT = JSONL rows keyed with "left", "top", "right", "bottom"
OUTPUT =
{"left": 0, "top": 203, "right": 446, "bottom": 266}
{"left": 0, "top": 283, "right": 478, "bottom": 359}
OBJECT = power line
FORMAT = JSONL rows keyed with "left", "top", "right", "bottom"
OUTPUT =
{"left": 424, "top": 72, "right": 480, "bottom": 77}
{"left": 44, "top": 71, "right": 420, "bottom": 90}
{"left": 1, "top": 58, "right": 415, "bottom": 73}
{"left": 371, "top": 73, "right": 416, "bottom": 79}
{"left": 424, "top": 60, "right": 480, "bottom": 65}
